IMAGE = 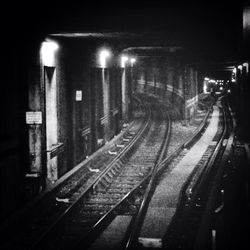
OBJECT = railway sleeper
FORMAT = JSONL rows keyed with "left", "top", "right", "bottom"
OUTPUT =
{"left": 120, "top": 155, "right": 129, "bottom": 164}
{"left": 83, "top": 200, "right": 118, "bottom": 207}
{"left": 118, "top": 173, "right": 145, "bottom": 177}
{"left": 106, "top": 188, "right": 130, "bottom": 194}
{"left": 106, "top": 171, "right": 115, "bottom": 179}
{"left": 113, "top": 176, "right": 139, "bottom": 182}
{"left": 109, "top": 167, "right": 118, "bottom": 176}
{"left": 131, "top": 157, "right": 155, "bottom": 162}
{"left": 79, "top": 211, "right": 106, "bottom": 218}
{"left": 111, "top": 183, "right": 135, "bottom": 189}
{"left": 90, "top": 191, "right": 124, "bottom": 199}
{"left": 89, "top": 197, "right": 121, "bottom": 204}
{"left": 82, "top": 203, "right": 114, "bottom": 210}
{"left": 85, "top": 194, "right": 121, "bottom": 202}
{"left": 114, "top": 161, "right": 123, "bottom": 171}
{"left": 95, "top": 179, "right": 110, "bottom": 191}
{"left": 102, "top": 175, "right": 112, "bottom": 185}
{"left": 124, "top": 167, "right": 150, "bottom": 174}
{"left": 115, "top": 176, "right": 142, "bottom": 182}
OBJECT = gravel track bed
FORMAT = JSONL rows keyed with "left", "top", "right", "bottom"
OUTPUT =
{"left": 28, "top": 102, "right": 170, "bottom": 250}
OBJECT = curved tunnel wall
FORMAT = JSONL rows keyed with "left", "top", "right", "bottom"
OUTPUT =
{"left": 133, "top": 52, "right": 200, "bottom": 121}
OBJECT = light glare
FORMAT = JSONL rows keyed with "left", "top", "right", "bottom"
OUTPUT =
{"left": 243, "top": 62, "right": 249, "bottom": 72}
{"left": 41, "top": 41, "right": 59, "bottom": 66}
{"left": 121, "top": 56, "right": 129, "bottom": 68}
{"left": 99, "top": 49, "right": 110, "bottom": 68}
{"left": 130, "top": 58, "right": 136, "bottom": 66}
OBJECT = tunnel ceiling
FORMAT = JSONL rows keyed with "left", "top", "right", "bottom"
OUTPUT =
{"left": 4, "top": 0, "right": 247, "bottom": 76}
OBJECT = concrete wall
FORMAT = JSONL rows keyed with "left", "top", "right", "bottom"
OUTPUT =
{"left": 25, "top": 37, "right": 128, "bottom": 192}
{"left": 134, "top": 51, "right": 198, "bottom": 121}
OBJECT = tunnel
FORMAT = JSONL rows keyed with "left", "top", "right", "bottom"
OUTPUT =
{"left": 0, "top": 2, "right": 249, "bottom": 250}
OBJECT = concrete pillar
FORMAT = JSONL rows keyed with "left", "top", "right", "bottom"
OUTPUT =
{"left": 194, "top": 69, "right": 199, "bottom": 116}
{"left": 127, "top": 67, "right": 132, "bottom": 120}
{"left": 183, "top": 65, "right": 188, "bottom": 124}
{"left": 236, "top": 67, "right": 242, "bottom": 124}
{"left": 28, "top": 66, "right": 43, "bottom": 175}
{"left": 102, "top": 68, "right": 111, "bottom": 142}
{"left": 121, "top": 67, "right": 129, "bottom": 122}
{"left": 90, "top": 68, "right": 97, "bottom": 153}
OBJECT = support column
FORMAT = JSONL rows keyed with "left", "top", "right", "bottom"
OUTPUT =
{"left": 102, "top": 68, "right": 111, "bottom": 142}
{"left": 121, "top": 68, "right": 129, "bottom": 122}
{"left": 90, "top": 68, "right": 97, "bottom": 153}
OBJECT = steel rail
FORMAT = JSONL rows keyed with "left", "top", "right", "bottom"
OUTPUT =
{"left": 28, "top": 96, "right": 153, "bottom": 249}
{"left": 193, "top": 98, "right": 236, "bottom": 250}
{"left": 125, "top": 98, "right": 213, "bottom": 250}
{"left": 0, "top": 98, "right": 142, "bottom": 237}
{"left": 72, "top": 100, "right": 171, "bottom": 250}
{"left": 182, "top": 102, "right": 227, "bottom": 203}
{"left": 124, "top": 105, "right": 171, "bottom": 250}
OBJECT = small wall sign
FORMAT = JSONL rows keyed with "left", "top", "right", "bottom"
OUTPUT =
{"left": 26, "top": 111, "right": 42, "bottom": 124}
{"left": 76, "top": 90, "right": 82, "bottom": 101}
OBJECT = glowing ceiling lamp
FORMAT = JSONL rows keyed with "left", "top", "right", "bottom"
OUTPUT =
{"left": 99, "top": 49, "right": 111, "bottom": 68}
{"left": 243, "top": 62, "right": 249, "bottom": 73}
{"left": 121, "top": 55, "right": 129, "bottom": 68}
{"left": 41, "top": 40, "right": 59, "bottom": 66}
{"left": 130, "top": 58, "right": 136, "bottom": 66}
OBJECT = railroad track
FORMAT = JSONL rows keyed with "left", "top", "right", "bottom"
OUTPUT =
{"left": 0, "top": 95, "right": 149, "bottom": 249}
{"left": 124, "top": 97, "right": 213, "bottom": 250}
{"left": 0, "top": 94, "right": 171, "bottom": 250}
{"left": 32, "top": 98, "right": 170, "bottom": 250}
{"left": 81, "top": 94, "right": 213, "bottom": 250}
{"left": 157, "top": 96, "right": 235, "bottom": 250}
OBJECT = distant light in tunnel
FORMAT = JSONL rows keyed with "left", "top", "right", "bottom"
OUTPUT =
{"left": 130, "top": 58, "right": 136, "bottom": 66}
{"left": 99, "top": 49, "right": 111, "bottom": 68}
{"left": 203, "top": 82, "right": 207, "bottom": 93}
{"left": 121, "top": 56, "right": 129, "bottom": 68}
{"left": 208, "top": 79, "right": 216, "bottom": 83}
{"left": 204, "top": 77, "right": 210, "bottom": 81}
{"left": 243, "top": 62, "right": 249, "bottom": 73}
{"left": 41, "top": 40, "right": 59, "bottom": 66}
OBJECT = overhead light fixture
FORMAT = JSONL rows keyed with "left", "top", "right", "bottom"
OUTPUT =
{"left": 121, "top": 55, "right": 129, "bottom": 68}
{"left": 99, "top": 49, "right": 111, "bottom": 68}
{"left": 130, "top": 58, "right": 136, "bottom": 66}
{"left": 41, "top": 40, "right": 59, "bottom": 66}
{"left": 243, "top": 62, "right": 249, "bottom": 73}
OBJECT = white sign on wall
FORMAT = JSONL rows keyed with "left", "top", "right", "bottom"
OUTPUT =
{"left": 76, "top": 90, "right": 82, "bottom": 101}
{"left": 26, "top": 111, "right": 42, "bottom": 124}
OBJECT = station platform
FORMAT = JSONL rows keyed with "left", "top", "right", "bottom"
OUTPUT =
{"left": 138, "top": 104, "right": 220, "bottom": 245}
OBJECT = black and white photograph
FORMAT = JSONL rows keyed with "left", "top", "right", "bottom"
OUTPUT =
{"left": 0, "top": 1, "right": 249, "bottom": 249}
